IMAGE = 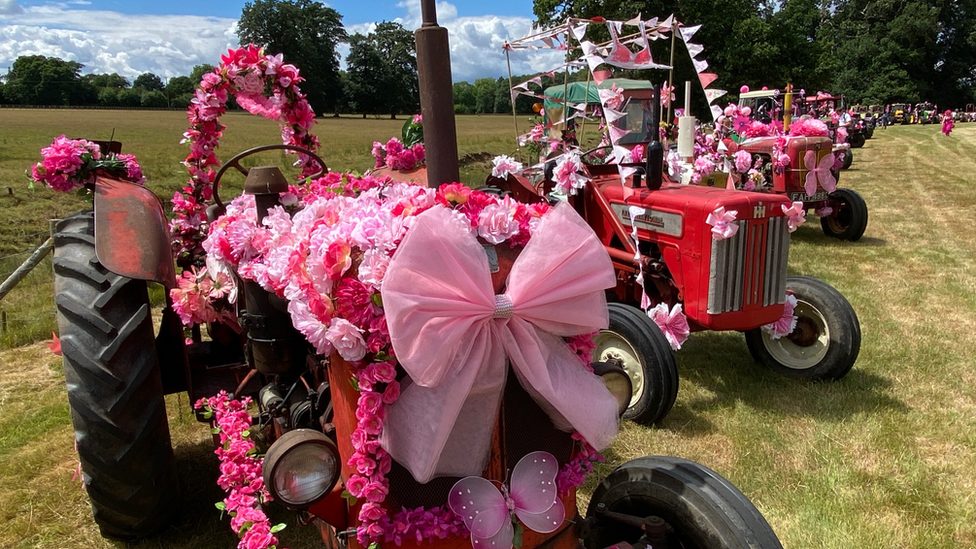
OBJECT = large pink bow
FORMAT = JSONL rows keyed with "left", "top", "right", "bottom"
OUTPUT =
{"left": 803, "top": 150, "right": 837, "bottom": 197}
{"left": 379, "top": 202, "right": 620, "bottom": 483}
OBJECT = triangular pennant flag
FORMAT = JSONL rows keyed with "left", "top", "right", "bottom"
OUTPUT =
{"left": 660, "top": 15, "right": 673, "bottom": 29}
{"left": 612, "top": 145, "right": 633, "bottom": 164}
{"left": 625, "top": 14, "right": 642, "bottom": 26}
{"left": 571, "top": 23, "right": 588, "bottom": 41}
{"left": 604, "top": 107, "right": 627, "bottom": 123}
{"left": 680, "top": 24, "right": 701, "bottom": 43}
{"left": 705, "top": 89, "right": 727, "bottom": 103}
{"left": 618, "top": 165, "right": 638, "bottom": 185}
{"left": 592, "top": 70, "right": 609, "bottom": 85}
{"left": 692, "top": 58, "right": 709, "bottom": 73}
{"left": 685, "top": 42, "right": 704, "bottom": 58}
{"left": 710, "top": 104, "right": 723, "bottom": 120}
{"left": 698, "top": 72, "right": 719, "bottom": 88}
{"left": 542, "top": 37, "right": 554, "bottom": 48}
{"left": 609, "top": 125, "right": 630, "bottom": 144}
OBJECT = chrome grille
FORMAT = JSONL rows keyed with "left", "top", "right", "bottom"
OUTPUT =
{"left": 707, "top": 217, "right": 789, "bottom": 314}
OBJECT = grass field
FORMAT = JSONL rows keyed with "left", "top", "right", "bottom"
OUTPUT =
{"left": 2, "top": 113, "right": 976, "bottom": 549}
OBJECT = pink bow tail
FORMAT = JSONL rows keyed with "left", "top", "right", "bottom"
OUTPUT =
{"left": 379, "top": 203, "right": 620, "bottom": 483}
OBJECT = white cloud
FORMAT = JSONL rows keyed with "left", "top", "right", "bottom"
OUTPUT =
{"left": 0, "top": 0, "right": 561, "bottom": 84}
{"left": 0, "top": 0, "right": 23, "bottom": 15}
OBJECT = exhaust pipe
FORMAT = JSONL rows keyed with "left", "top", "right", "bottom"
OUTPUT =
{"left": 415, "top": 0, "right": 460, "bottom": 187}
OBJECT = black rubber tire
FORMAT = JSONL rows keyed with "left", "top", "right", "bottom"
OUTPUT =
{"left": 584, "top": 456, "right": 784, "bottom": 549}
{"left": 744, "top": 276, "right": 860, "bottom": 381}
{"left": 820, "top": 188, "right": 868, "bottom": 241}
{"left": 840, "top": 148, "right": 853, "bottom": 170}
{"left": 849, "top": 133, "right": 866, "bottom": 148}
{"left": 53, "top": 211, "right": 179, "bottom": 540}
{"left": 594, "top": 303, "right": 678, "bottom": 426}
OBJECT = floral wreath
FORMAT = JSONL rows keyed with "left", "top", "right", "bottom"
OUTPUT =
{"left": 171, "top": 44, "right": 321, "bottom": 268}
{"left": 203, "top": 175, "right": 605, "bottom": 547}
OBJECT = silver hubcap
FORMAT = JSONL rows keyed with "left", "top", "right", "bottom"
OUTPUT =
{"left": 761, "top": 300, "right": 830, "bottom": 369}
{"left": 593, "top": 330, "right": 645, "bottom": 408}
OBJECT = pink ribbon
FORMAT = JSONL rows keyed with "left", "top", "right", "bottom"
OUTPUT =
{"left": 379, "top": 203, "right": 619, "bottom": 483}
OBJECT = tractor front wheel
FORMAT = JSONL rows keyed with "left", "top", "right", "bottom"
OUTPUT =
{"left": 584, "top": 456, "right": 784, "bottom": 549}
{"left": 594, "top": 303, "right": 678, "bottom": 426}
{"left": 745, "top": 276, "right": 860, "bottom": 381}
{"left": 840, "top": 148, "right": 853, "bottom": 170}
{"left": 849, "top": 133, "right": 866, "bottom": 148}
{"left": 53, "top": 211, "right": 178, "bottom": 540}
{"left": 821, "top": 188, "right": 868, "bottom": 241}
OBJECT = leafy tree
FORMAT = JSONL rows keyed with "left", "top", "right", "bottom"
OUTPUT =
{"left": 117, "top": 88, "right": 142, "bottom": 107}
{"left": 4, "top": 55, "right": 86, "bottom": 105}
{"left": 133, "top": 72, "right": 164, "bottom": 92}
{"left": 82, "top": 73, "right": 129, "bottom": 88}
{"left": 473, "top": 78, "right": 498, "bottom": 114}
{"left": 97, "top": 87, "right": 119, "bottom": 106}
{"left": 141, "top": 90, "right": 168, "bottom": 108}
{"left": 494, "top": 76, "right": 513, "bottom": 114}
{"left": 343, "top": 21, "right": 419, "bottom": 118}
{"left": 165, "top": 75, "right": 196, "bottom": 102}
{"left": 453, "top": 81, "right": 476, "bottom": 114}
{"left": 237, "top": 0, "right": 347, "bottom": 115}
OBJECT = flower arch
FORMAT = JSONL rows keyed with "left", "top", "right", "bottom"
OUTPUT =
{"left": 171, "top": 44, "right": 322, "bottom": 266}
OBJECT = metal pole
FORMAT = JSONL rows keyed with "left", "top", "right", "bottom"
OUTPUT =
{"left": 505, "top": 50, "right": 521, "bottom": 163}
{"left": 415, "top": 0, "right": 460, "bottom": 187}
{"left": 667, "top": 22, "right": 677, "bottom": 129}
{"left": 0, "top": 237, "right": 54, "bottom": 302}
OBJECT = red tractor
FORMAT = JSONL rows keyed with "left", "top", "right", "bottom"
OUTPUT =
{"left": 49, "top": 9, "right": 794, "bottom": 549}
{"left": 737, "top": 89, "right": 869, "bottom": 241}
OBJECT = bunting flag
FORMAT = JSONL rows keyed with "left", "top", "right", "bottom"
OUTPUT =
{"left": 710, "top": 105, "right": 723, "bottom": 119}
{"left": 679, "top": 24, "right": 701, "bottom": 42}
{"left": 692, "top": 58, "right": 709, "bottom": 73}
{"left": 571, "top": 23, "right": 588, "bottom": 41}
{"left": 705, "top": 89, "right": 727, "bottom": 103}
{"left": 698, "top": 72, "right": 718, "bottom": 89}
{"left": 685, "top": 42, "right": 704, "bottom": 58}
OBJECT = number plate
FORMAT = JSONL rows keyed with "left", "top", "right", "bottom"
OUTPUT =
{"left": 789, "top": 191, "right": 829, "bottom": 202}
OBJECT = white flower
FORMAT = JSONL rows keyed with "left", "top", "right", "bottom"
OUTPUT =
{"left": 491, "top": 155, "right": 523, "bottom": 179}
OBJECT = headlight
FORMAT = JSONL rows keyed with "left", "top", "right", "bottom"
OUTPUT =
{"left": 591, "top": 361, "right": 633, "bottom": 417}
{"left": 263, "top": 429, "right": 340, "bottom": 509}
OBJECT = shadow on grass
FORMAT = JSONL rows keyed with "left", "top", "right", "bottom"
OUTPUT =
{"left": 121, "top": 440, "right": 323, "bottom": 549}
{"left": 657, "top": 330, "right": 906, "bottom": 436}
{"left": 790, "top": 225, "right": 887, "bottom": 247}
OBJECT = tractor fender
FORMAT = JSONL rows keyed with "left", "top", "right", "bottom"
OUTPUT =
{"left": 93, "top": 175, "right": 178, "bottom": 289}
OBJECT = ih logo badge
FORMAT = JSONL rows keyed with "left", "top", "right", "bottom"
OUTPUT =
{"left": 754, "top": 203, "right": 766, "bottom": 218}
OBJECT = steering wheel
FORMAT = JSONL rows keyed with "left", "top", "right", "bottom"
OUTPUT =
{"left": 210, "top": 144, "right": 328, "bottom": 211}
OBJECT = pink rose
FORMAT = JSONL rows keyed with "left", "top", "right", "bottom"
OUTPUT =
{"left": 382, "top": 380, "right": 401, "bottom": 404}
{"left": 477, "top": 201, "right": 519, "bottom": 244}
{"left": 346, "top": 474, "right": 368, "bottom": 497}
{"left": 325, "top": 317, "right": 367, "bottom": 362}
{"left": 362, "top": 481, "right": 389, "bottom": 503}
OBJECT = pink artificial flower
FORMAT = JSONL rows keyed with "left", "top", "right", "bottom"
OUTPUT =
{"left": 477, "top": 200, "right": 520, "bottom": 244}
{"left": 647, "top": 302, "right": 690, "bottom": 350}
{"left": 413, "top": 113, "right": 423, "bottom": 124}
{"left": 490, "top": 154, "right": 523, "bottom": 178}
{"left": 734, "top": 150, "right": 753, "bottom": 173}
{"left": 553, "top": 153, "right": 585, "bottom": 195}
{"left": 325, "top": 317, "right": 367, "bottom": 362}
{"left": 706, "top": 206, "right": 739, "bottom": 240}
{"left": 346, "top": 474, "right": 368, "bottom": 497}
{"left": 815, "top": 205, "right": 833, "bottom": 217}
{"left": 781, "top": 201, "right": 806, "bottom": 232}
{"left": 762, "top": 294, "right": 798, "bottom": 339}
{"left": 789, "top": 118, "right": 829, "bottom": 137}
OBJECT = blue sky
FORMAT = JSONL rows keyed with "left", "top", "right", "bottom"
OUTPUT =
{"left": 0, "top": 0, "right": 560, "bottom": 83}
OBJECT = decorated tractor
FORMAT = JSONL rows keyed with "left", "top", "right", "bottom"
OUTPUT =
{"left": 36, "top": 7, "right": 799, "bottom": 549}
{"left": 891, "top": 103, "right": 910, "bottom": 124}
{"left": 497, "top": 19, "right": 862, "bottom": 427}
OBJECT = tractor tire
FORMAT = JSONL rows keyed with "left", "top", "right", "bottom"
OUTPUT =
{"left": 840, "top": 148, "right": 853, "bottom": 170}
{"left": 745, "top": 276, "right": 860, "bottom": 381}
{"left": 584, "top": 456, "right": 784, "bottom": 549}
{"left": 849, "top": 133, "right": 866, "bottom": 148}
{"left": 53, "top": 210, "right": 178, "bottom": 540}
{"left": 594, "top": 303, "right": 678, "bottom": 426}
{"left": 820, "top": 188, "right": 868, "bottom": 241}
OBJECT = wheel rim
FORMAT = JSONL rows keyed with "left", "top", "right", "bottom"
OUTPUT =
{"left": 593, "top": 330, "right": 645, "bottom": 408}
{"left": 760, "top": 299, "right": 829, "bottom": 369}
{"left": 825, "top": 199, "right": 853, "bottom": 233}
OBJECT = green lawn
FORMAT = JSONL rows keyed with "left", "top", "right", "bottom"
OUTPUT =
{"left": 1, "top": 113, "right": 976, "bottom": 549}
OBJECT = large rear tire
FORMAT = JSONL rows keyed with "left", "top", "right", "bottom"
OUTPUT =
{"left": 54, "top": 211, "right": 178, "bottom": 540}
{"left": 745, "top": 276, "right": 860, "bottom": 381}
{"left": 849, "top": 133, "right": 866, "bottom": 148}
{"left": 584, "top": 456, "right": 784, "bottom": 549}
{"left": 594, "top": 303, "right": 678, "bottom": 426}
{"left": 821, "top": 188, "right": 868, "bottom": 241}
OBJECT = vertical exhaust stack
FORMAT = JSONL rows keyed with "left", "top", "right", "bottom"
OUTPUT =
{"left": 415, "top": 0, "right": 460, "bottom": 187}
{"left": 646, "top": 84, "right": 664, "bottom": 190}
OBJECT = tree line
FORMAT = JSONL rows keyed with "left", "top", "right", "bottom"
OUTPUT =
{"left": 2, "top": 0, "right": 972, "bottom": 116}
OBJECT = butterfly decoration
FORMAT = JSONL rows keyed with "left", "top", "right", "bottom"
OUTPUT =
{"left": 781, "top": 201, "right": 807, "bottom": 233}
{"left": 448, "top": 451, "right": 565, "bottom": 549}
{"left": 803, "top": 150, "right": 837, "bottom": 197}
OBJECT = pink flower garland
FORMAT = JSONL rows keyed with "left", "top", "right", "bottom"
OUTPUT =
{"left": 372, "top": 137, "right": 426, "bottom": 171}
{"left": 195, "top": 392, "right": 287, "bottom": 549}
{"left": 202, "top": 177, "right": 603, "bottom": 546}
{"left": 30, "top": 135, "right": 145, "bottom": 192}
{"left": 173, "top": 44, "right": 321, "bottom": 267}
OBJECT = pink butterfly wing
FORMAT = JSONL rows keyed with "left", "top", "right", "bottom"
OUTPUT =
{"left": 816, "top": 153, "right": 837, "bottom": 192}
{"left": 803, "top": 150, "right": 819, "bottom": 196}
{"left": 516, "top": 500, "right": 566, "bottom": 534}
{"left": 449, "top": 476, "right": 510, "bottom": 539}
{"left": 509, "top": 451, "right": 560, "bottom": 514}
{"left": 472, "top": 513, "right": 514, "bottom": 549}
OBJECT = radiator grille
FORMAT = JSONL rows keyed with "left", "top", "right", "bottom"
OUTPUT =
{"left": 707, "top": 216, "right": 789, "bottom": 314}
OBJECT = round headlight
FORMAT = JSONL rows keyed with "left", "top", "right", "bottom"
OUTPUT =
{"left": 263, "top": 429, "right": 340, "bottom": 509}
{"left": 591, "top": 361, "right": 633, "bottom": 417}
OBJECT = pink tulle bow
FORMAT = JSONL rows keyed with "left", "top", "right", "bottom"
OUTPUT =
{"left": 782, "top": 201, "right": 807, "bottom": 232}
{"left": 647, "top": 302, "right": 690, "bottom": 350}
{"left": 379, "top": 203, "right": 619, "bottom": 482}
{"left": 448, "top": 451, "right": 565, "bottom": 549}
{"left": 803, "top": 150, "right": 837, "bottom": 197}
{"left": 706, "top": 206, "right": 739, "bottom": 241}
